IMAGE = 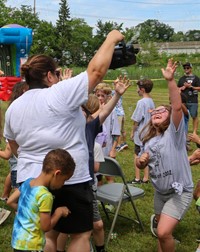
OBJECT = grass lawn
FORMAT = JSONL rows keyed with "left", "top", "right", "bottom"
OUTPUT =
{"left": 0, "top": 79, "right": 200, "bottom": 252}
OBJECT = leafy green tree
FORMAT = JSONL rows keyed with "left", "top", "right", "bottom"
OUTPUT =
{"left": 56, "top": 0, "right": 72, "bottom": 65}
{"left": 68, "top": 18, "right": 94, "bottom": 67}
{"left": 0, "top": 0, "right": 16, "bottom": 27}
{"left": 8, "top": 5, "right": 40, "bottom": 28}
{"left": 94, "top": 20, "right": 123, "bottom": 50}
{"left": 30, "top": 20, "right": 57, "bottom": 56}
{"left": 185, "top": 30, "right": 200, "bottom": 41}
{"left": 170, "top": 31, "right": 185, "bottom": 42}
{"left": 123, "top": 27, "right": 139, "bottom": 44}
{"left": 136, "top": 42, "right": 159, "bottom": 66}
{"left": 136, "top": 19, "right": 174, "bottom": 43}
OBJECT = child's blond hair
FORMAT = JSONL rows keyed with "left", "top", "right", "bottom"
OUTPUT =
{"left": 94, "top": 82, "right": 112, "bottom": 96}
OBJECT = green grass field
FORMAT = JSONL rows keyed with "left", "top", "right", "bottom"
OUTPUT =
{"left": 0, "top": 77, "right": 200, "bottom": 252}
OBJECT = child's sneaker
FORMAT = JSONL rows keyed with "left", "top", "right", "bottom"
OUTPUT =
{"left": 150, "top": 214, "right": 158, "bottom": 238}
{"left": 105, "top": 204, "right": 115, "bottom": 212}
{"left": 115, "top": 146, "right": 121, "bottom": 152}
{"left": 119, "top": 142, "right": 128, "bottom": 151}
{"left": 0, "top": 208, "right": 11, "bottom": 225}
{"left": 0, "top": 197, "right": 8, "bottom": 202}
{"left": 127, "top": 178, "right": 141, "bottom": 184}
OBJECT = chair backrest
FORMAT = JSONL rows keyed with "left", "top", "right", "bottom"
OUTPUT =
{"left": 98, "top": 156, "right": 126, "bottom": 183}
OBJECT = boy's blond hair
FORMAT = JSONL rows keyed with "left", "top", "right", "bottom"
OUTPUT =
{"left": 94, "top": 82, "right": 112, "bottom": 96}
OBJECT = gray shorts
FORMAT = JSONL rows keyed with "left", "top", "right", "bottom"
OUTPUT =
{"left": 154, "top": 190, "right": 193, "bottom": 220}
{"left": 92, "top": 183, "right": 101, "bottom": 222}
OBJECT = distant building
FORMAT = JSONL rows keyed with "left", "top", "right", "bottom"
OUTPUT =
{"left": 134, "top": 41, "right": 200, "bottom": 54}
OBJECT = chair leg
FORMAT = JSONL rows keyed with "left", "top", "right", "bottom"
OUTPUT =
{"left": 105, "top": 185, "right": 126, "bottom": 247}
{"left": 129, "top": 197, "right": 144, "bottom": 231}
{"left": 101, "top": 202, "right": 110, "bottom": 220}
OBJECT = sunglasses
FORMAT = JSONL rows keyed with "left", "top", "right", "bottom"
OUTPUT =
{"left": 55, "top": 70, "right": 61, "bottom": 79}
{"left": 150, "top": 108, "right": 168, "bottom": 116}
{"left": 183, "top": 67, "right": 190, "bottom": 70}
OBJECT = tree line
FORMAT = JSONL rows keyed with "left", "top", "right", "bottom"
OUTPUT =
{"left": 1, "top": 0, "right": 200, "bottom": 67}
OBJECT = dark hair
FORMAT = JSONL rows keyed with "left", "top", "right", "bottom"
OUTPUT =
{"left": 43, "top": 149, "right": 75, "bottom": 176}
{"left": 9, "top": 81, "right": 29, "bottom": 104}
{"left": 140, "top": 105, "right": 172, "bottom": 144}
{"left": 137, "top": 79, "right": 153, "bottom": 93}
{"left": 20, "top": 54, "right": 58, "bottom": 89}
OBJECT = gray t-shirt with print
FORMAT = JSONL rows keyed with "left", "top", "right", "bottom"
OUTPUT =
{"left": 141, "top": 116, "right": 193, "bottom": 194}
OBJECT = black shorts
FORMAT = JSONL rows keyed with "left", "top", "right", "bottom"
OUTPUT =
{"left": 51, "top": 181, "right": 93, "bottom": 234}
{"left": 134, "top": 144, "right": 141, "bottom": 155}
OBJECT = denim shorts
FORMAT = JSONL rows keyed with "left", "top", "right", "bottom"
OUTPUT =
{"left": 11, "top": 170, "right": 20, "bottom": 189}
{"left": 154, "top": 190, "right": 193, "bottom": 220}
{"left": 186, "top": 103, "right": 198, "bottom": 118}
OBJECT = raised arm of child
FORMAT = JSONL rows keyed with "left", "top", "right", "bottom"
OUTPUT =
{"left": 99, "top": 76, "right": 130, "bottom": 125}
{"left": 161, "top": 59, "right": 181, "bottom": 129}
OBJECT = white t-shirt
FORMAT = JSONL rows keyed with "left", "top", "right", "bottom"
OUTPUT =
{"left": 4, "top": 72, "right": 90, "bottom": 185}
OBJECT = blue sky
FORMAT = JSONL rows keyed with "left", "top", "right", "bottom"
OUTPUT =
{"left": 5, "top": 0, "right": 200, "bottom": 33}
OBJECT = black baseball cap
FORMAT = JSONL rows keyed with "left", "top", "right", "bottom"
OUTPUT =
{"left": 183, "top": 62, "right": 192, "bottom": 68}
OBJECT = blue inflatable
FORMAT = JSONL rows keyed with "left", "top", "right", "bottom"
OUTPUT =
{"left": 0, "top": 24, "right": 32, "bottom": 77}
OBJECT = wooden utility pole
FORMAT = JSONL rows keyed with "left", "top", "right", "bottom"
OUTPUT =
{"left": 34, "top": 0, "right": 36, "bottom": 16}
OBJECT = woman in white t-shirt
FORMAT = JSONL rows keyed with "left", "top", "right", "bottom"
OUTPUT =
{"left": 4, "top": 30, "right": 124, "bottom": 252}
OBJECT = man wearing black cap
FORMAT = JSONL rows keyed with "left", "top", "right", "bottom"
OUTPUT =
{"left": 178, "top": 62, "right": 200, "bottom": 134}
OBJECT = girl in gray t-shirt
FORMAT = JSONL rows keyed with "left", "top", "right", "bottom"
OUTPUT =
{"left": 136, "top": 59, "right": 193, "bottom": 252}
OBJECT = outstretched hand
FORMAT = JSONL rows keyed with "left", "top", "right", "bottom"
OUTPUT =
{"left": 161, "top": 58, "right": 178, "bottom": 81}
{"left": 114, "top": 75, "right": 130, "bottom": 96}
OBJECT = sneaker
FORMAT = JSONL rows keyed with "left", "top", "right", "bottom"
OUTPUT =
{"left": 0, "top": 208, "right": 11, "bottom": 225}
{"left": 150, "top": 214, "right": 158, "bottom": 238}
{"left": 0, "top": 197, "right": 8, "bottom": 202}
{"left": 115, "top": 146, "right": 121, "bottom": 152}
{"left": 142, "top": 180, "right": 150, "bottom": 184}
{"left": 105, "top": 204, "right": 115, "bottom": 212}
{"left": 119, "top": 142, "right": 128, "bottom": 151}
{"left": 127, "top": 178, "right": 142, "bottom": 184}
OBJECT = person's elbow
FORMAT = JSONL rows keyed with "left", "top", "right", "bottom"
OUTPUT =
{"left": 40, "top": 222, "right": 51, "bottom": 232}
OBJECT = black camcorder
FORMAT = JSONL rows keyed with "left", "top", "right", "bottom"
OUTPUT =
{"left": 109, "top": 40, "right": 138, "bottom": 69}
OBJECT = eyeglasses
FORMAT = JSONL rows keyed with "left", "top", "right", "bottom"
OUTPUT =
{"left": 150, "top": 108, "right": 168, "bottom": 116}
{"left": 183, "top": 67, "right": 190, "bottom": 70}
{"left": 55, "top": 70, "right": 61, "bottom": 79}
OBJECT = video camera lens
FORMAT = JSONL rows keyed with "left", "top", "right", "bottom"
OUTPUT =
{"left": 109, "top": 40, "right": 138, "bottom": 70}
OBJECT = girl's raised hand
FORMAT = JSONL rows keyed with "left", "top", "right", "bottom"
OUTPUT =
{"left": 161, "top": 58, "right": 178, "bottom": 81}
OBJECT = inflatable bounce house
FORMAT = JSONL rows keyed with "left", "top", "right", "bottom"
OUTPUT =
{"left": 0, "top": 24, "right": 32, "bottom": 100}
